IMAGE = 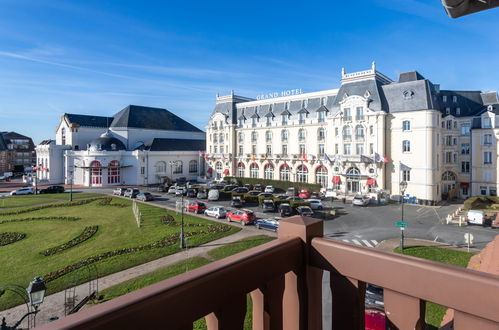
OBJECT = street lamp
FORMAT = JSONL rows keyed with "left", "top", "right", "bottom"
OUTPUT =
{"left": 169, "top": 160, "right": 185, "bottom": 249}
{"left": 0, "top": 277, "right": 46, "bottom": 330}
{"left": 68, "top": 172, "right": 73, "bottom": 202}
{"left": 399, "top": 180, "right": 408, "bottom": 251}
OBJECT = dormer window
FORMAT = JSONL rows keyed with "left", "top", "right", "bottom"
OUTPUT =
{"left": 318, "top": 111, "right": 325, "bottom": 123}
{"left": 453, "top": 95, "right": 457, "bottom": 103}
{"left": 321, "top": 97, "right": 326, "bottom": 106}
{"left": 252, "top": 117, "right": 257, "bottom": 127}
{"left": 443, "top": 95, "right": 447, "bottom": 102}
{"left": 303, "top": 99, "right": 308, "bottom": 108}
{"left": 282, "top": 114, "right": 288, "bottom": 125}
{"left": 111, "top": 144, "right": 117, "bottom": 151}
{"left": 483, "top": 117, "right": 492, "bottom": 128}
{"left": 299, "top": 113, "right": 305, "bottom": 124}
{"left": 445, "top": 107, "right": 450, "bottom": 115}
{"left": 456, "top": 107, "right": 461, "bottom": 115}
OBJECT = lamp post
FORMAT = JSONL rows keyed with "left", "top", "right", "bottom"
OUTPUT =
{"left": 68, "top": 171, "right": 73, "bottom": 202}
{"left": 169, "top": 160, "right": 185, "bottom": 249}
{"left": 0, "top": 277, "right": 46, "bottom": 330}
{"left": 399, "top": 180, "right": 408, "bottom": 251}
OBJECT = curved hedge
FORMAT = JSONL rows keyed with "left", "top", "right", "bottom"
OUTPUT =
{"left": 42, "top": 224, "right": 232, "bottom": 283}
{"left": 0, "top": 232, "right": 26, "bottom": 246}
{"left": 42, "top": 226, "right": 99, "bottom": 256}
{"left": 0, "top": 216, "right": 81, "bottom": 225}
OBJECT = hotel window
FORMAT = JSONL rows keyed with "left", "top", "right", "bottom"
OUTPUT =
{"left": 445, "top": 151, "right": 452, "bottom": 163}
{"left": 369, "top": 143, "right": 374, "bottom": 154}
{"left": 251, "top": 131, "right": 258, "bottom": 142}
{"left": 318, "top": 111, "right": 325, "bottom": 123}
{"left": 219, "top": 121, "right": 223, "bottom": 129}
{"left": 264, "top": 164, "right": 274, "bottom": 180}
{"left": 335, "top": 144, "right": 339, "bottom": 154}
{"left": 281, "top": 129, "right": 288, "bottom": 141}
{"left": 335, "top": 127, "right": 339, "bottom": 136}
{"left": 250, "top": 164, "right": 259, "bottom": 178}
{"left": 484, "top": 151, "right": 493, "bottom": 164}
{"left": 402, "top": 140, "right": 411, "bottom": 153}
{"left": 299, "top": 144, "right": 306, "bottom": 154}
{"left": 454, "top": 121, "right": 457, "bottom": 129}
{"left": 214, "top": 135, "right": 218, "bottom": 143}
{"left": 61, "top": 128, "right": 66, "bottom": 145}
{"left": 461, "top": 124, "right": 470, "bottom": 135}
{"left": 453, "top": 152, "right": 457, "bottom": 163}
{"left": 402, "top": 120, "right": 411, "bottom": 131}
{"left": 266, "top": 145, "right": 272, "bottom": 155}
{"left": 299, "top": 113, "right": 305, "bottom": 124}
{"left": 219, "top": 133, "right": 224, "bottom": 143}
{"left": 266, "top": 116, "right": 272, "bottom": 127}
{"left": 282, "top": 144, "right": 288, "bottom": 155}
{"left": 209, "top": 146, "right": 212, "bottom": 153}
{"left": 252, "top": 145, "right": 257, "bottom": 154}
{"left": 238, "top": 132, "right": 244, "bottom": 142}
{"left": 173, "top": 161, "right": 183, "bottom": 174}
{"left": 355, "top": 125, "right": 364, "bottom": 139}
{"left": 343, "top": 126, "right": 352, "bottom": 140}
{"left": 402, "top": 170, "right": 411, "bottom": 181}
{"left": 461, "top": 143, "right": 470, "bottom": 155}
{"left": 280, "top": 165, "right": 291, "bottom": 181}
{"left": 238, "top": 119, "right": 244, "bottom": 127}
{"left": 356, "top": 144, "right": 364, "bottom": 155}
{"left": 298, "top": 128, "right": 306, "bottom": 142}
{"left": 214, "top": 146, "right": 218, "bottom": 153}
{"left": 480, "top": 186, "right": 487, "bottom": 195}
{"left": 189, "top": 160, "right": 198, "bottom": 173}
{"left": 344, "top": 144, "right": 351, "bottom": 155}
{"left": 441, "top": 121, "right": 445, "bottom": 128}
{"left": 446, "top": 120, "right": 452, "bottom": 130}
{"left": 461, "top": 161, "right": 470, "bottom": 173}
{"left": 456, "top": 107, "right": 461, "bottom": 115}
{"left": 343, "top": 108, "right": 352, "bottom": 121}
{"left": 237, "top": 164, "right": 245, "bottom": 177}
{"left": 282, "top": 114, "right": 288, "bottom": 125}
{"left": 238, "top": 145, "right": 244, "bottom": 156}
{"left": 318, "top": 127, "right": 326, "bottom": 141}
{"left": 355, "top": 107, "right": 364, "bottom": 121}
{"left": 484, "top": 134, "right": 493, "bottom": 145}
{"left": 265, "top": 130, "right": 272, "bottom": 142}
{"left": 296, "top": 165, "right": 308, "bottom": 183}
{"left": 453, "top": 95, "right": 457, "bottom": 103}
{"left": 483, "top": 117, "right": 492, "bottom": 128}
{"left": 442, "top": 95, "right": 447, "bottom": 102}
{"left": 318, "top": 144, "right": 325, "bottom": 156}
{"left": 252, "top": 117, "right": 258, "bottom": 127}
{"left": 369, "top": 125, "right": 374, "bottom": 135}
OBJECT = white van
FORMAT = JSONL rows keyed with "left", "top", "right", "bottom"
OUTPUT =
{"left": 208, "top": 189, "right": 219, "bottom": 201}
{"left": 467, "top": 210, "right": 484, "bottom": 225}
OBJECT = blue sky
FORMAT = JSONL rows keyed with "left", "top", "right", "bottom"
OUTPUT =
{"left": 1, "top": 0, "right": 498, "bottom": 143}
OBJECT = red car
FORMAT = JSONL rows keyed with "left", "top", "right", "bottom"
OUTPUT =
{"left": 186, "top": 201, "right": 206, "bottom": 214}
{"left": 298, "top": 189, "right": 311, "bottom": 199}
{"left": 365, "top": 309, "right": 386, "bottom": 330}
{"left": 226, "top": 209, "right": 256, "bottom": 225}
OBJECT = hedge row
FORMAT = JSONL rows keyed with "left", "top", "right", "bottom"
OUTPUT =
{"left": 224, "top": 176, "right": 321, "bottom": 193}
{"left": 97, "top": 198, "right": 127, "bottom": 208}
{"left": 0, "top": 197, "right": 105, "bottom": 216}
{"left": 0, "top": 216, "right": 81, "bottom": 225}
{"left": 0, "top": 232, "right": 26, "bottom": 246}
{"left": 161, "top": 215, "right": 209, "bottom": 227}
{"left": 42, "top": 226, "right": 99, "bottom": 256}
{"left": 42, "top": 224, "right": 232, "bottom": 283}
{"left": 213, "top": 191, "right": 310, "bottom": 207}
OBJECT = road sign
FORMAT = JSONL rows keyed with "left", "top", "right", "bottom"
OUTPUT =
{"left": 394, "top": 221, "right": 408, "bottom": 227}
{"left": 464, "top": 233, "right": 474, "bottom": 244}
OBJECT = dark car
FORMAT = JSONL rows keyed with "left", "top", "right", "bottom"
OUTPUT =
{"left": 39, "top": 185, "right": 65, "bottom": 194}
{"left": 278, "top": 203, "right": 293, "bottom": 217}
{"left": 261, "top": 199, "right": 276, "bottom": 212}
{"left": 137, "top": 192, "right": 154, "bottom": 201}
{"left": 247, "top": 190, "right": 260, "bottom": 196}
{"left": 186, "top": 189, "right": 197, "bottom": 198}
{"left": 296, "top": 206, "right": 314, "bottom": 217}
{"left": 243, "top": 183, "right": 253, "bottom": 190}
{"left": 253, "top": 184, "right": 263, "bottom": 192}
{"left": 232, "top": 187, "right": 249, "bottom": 194}
{"left": 231, "top": 196, "right": 244, "bottom": 208}
{"left": 365, "top": 284, "right": 384, "bottom": 309}
{"left": 255, "top": 217, "right": 280, "bottom": 232}
{"left": 258, "top": 192, "right": 273, "bottom": 198}
{"left": 223, "top": 185, "right": 237, "bottom": 192}
{"left": 211, "top": 184, "right": 225, "bottom": 190}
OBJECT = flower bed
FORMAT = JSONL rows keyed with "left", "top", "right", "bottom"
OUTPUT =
{"left": 42, "top": 226, "right": 99, "bottom": 256}
{"left": 97, "top": 198, "right": 127, "bottom": 208}
{"left": 43, "top": 224, "right": 232, "bottom": 282}
{"left": 0, "top": 232, "right": 26, "bottom": 246}
{"left": 0, "top": 216, "right": 81, "bottom": 225}
{"left": 161, "top": 215, "right": 210, "bottom": 227}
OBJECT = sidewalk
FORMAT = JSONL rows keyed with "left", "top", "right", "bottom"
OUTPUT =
{"left": 376, "top": 237, "right": 481, "bottom": 253}
{"left": 0, "top": 228, "right": 269, "bottom": 328}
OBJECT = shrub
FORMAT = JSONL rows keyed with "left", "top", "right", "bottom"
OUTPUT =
{"left": 0, "top": 232, "right": 26, "bottom": 246}
{"left": 42, "top": 226, "right": 99, "bottom": 256}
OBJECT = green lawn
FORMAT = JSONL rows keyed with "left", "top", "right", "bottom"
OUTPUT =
{"left": 97, "top": 235, "right": 275, "bottom": 329}
{"left": 0, "top": 193, "right": 100, "bottom": 209}
{"left": 394, "top": 246, "right": 475, "bottom": 329}
{"left": 0, "top": 194, "right": 240, "bottom": 310}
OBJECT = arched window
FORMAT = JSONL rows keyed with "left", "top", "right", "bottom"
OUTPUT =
{"left": 215, "top": 161, "right": 223, "bottom": 178}
{"left": 297, "top": 165, "right": 308, "bottom": 183}
{"left": 264, "top": 164, "right": 274, "bottom": 180}
{"left": 108, "top": 160, "right": 120, "bottom": 184}
{"left": 189, "top": 160, "right": 198, "bottom": 173}
{"left": 355, "top": 125, "right": 364, "bottom": 139}
{"left": 265, "top": 130, "right": 272, "bottom": 142}
{"left": 237, "top": 163, "right": 245, "bottom": 177}
{"left": 298, "top": 128, "right": 306, "bottom": 142}
{"left": 61, "top": 127, "right": 66, "bottom": 145}
{"left": 280, "top": 164, "right": 291, "bottom": 181}
{"left": 90, "top": 161, "right": 102, "bottom": 185}
{"left": 343, "top": 126, "right": 352, "bottom": 139}
{"left": 317, "top": 127, "right": 326, "bottom": 141}
{"left": 346, "top": 167, "right": 361, "bottom": 177}
{"left": 250, "top": 163, "right": 259, "bottom": 178}
{"left": 442, "top": 171, "right": 456, "bottom": 181}
{"left": 155, "top": 161, "right": 167, "bottom": 173}
{"left": 315, "top": 166, "right": 328, "bottom": 187}
{"left": 281, "top": 129, "right": 288, "bottom": 142}
{"left": 173, "top": 161, "right": 183, "bottom": 174}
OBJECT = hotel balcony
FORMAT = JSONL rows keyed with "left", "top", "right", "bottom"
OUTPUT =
{"left": 40, "top": 217, "right": 499, "bottom": 330}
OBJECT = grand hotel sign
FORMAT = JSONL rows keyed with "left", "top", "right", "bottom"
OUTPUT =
{"left": 256, "top": 88, "right": 303, "bottom": 100}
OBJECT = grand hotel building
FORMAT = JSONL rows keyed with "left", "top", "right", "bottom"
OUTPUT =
{"left": 205, "top": 63, "right": 499, "bottom": 204}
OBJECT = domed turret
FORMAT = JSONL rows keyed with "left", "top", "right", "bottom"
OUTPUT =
{"left": 87, "top": 131, "right": 126, "bottom": 151}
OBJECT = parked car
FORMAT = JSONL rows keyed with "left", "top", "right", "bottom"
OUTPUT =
{"left": 157, "top": 185, "right": 168, "bottom": 192}
{"left": 137, "top": 192, "right": 154, "bottom": 201}
{"left": 256, "top": 217, "right": 280, "bottom": 232}
{"left": 223, "top": 185, "right": 237, "bottom": 192}
{"left": 307, "top": 199, "right": 324, "bottom": 210}
{"left": 197, "top": 189, "right": 208, "bottom": 199}
{"left": 247, "top": 190, "right": 260, "bottom": 196}
{"left": 296, "top": 206, "right": 314, "bottom": 217}
{"left": 243, "top": 183, "right": 253, "bottom": 190}
{"left": 232, "top": 187, "right": 249, "bottom": 194}
{"left": 258, "top": 192, "right": 273, "bottom": 198}
{"left": 298, "top": 189, "right": 311, "bottom": 199}
{"left": 261, "top": 199, "right": 276, "bottom": 212}
{"left": 113, "top": 188, "right": 126, "bottom": 196}
{"left": 226, "top": 209, "right": 256, "bottom": 225}
{"left": 231, "top": 196, "right": 244, "bottom": 208}
{"left": 365, "top": 309, "right": 386, "bottom": 330}
{"left": 208, "top": 189, "right": 219, "bottom": 201}
{"left": 275, "top": 195, "right": 289, "bottom": 200}
{"left": 278, "top": 203, "right": 293, "bottom": 217}
{"left": 323, "top": 187, "right": 337, "bottom": 199}
{"left": 168, "top": 186, "right": 177, "bottom": 194}
{"left": 310, "top": 191, "right": 324, "bottom": 200}
{"left": 10, "top": 187, "right": 34, "bottom": 195}
{"left": 211, "top": 184, "right": 225, "bottom": 190}
{"left": 124, "top": 188, "right": 140, "bottom": 198}
{"left": 365, "top": 284, "right": 384, "bottom": 309}
{"left": 352, "top": 195, "right": 370, "bottom": 206}
{"left": 187, "top": 201, "right": 207, "bottom": 214}
{"left": 264, "top": 185, "right": 275, "bottom": 193}
{"left": 175, "top": 187, "right": 187, "bottom": 196}
{"left": 467, "top": 209, "right": 485, "bottom": 225}
{"left": 39, "top": 185, "right": 65, "bottom": 194}
{"left": 186, "top": 189, "right": 197, "bottom": 198}
{"left": 286, "top": 187, "right": 296, "bottom": 197}
{"left": 204, "top": 206, "right": 227, "bottom": 219}
{"left": 253, "top": 184, "right": 263, "bottom": 192}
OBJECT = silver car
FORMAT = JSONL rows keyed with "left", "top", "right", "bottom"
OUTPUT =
{"left": 352, "top": 195, "right": 370, "bottom": 206}
{"left": 204, "top": 206, "right": 227, "bottom": 219}
{"left": 10, "top": 187, "right": 34, "bottom": 195}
